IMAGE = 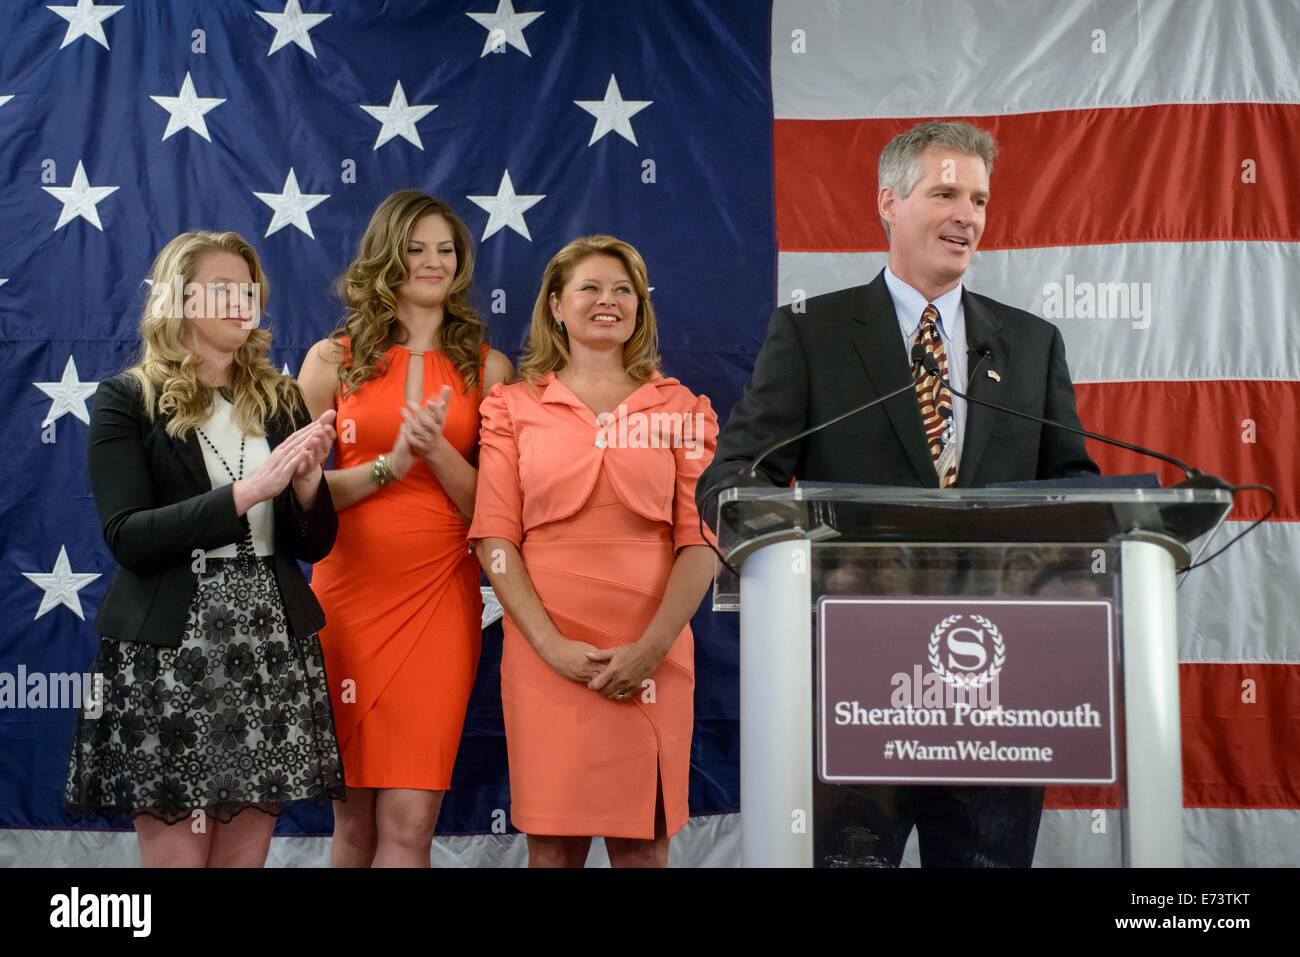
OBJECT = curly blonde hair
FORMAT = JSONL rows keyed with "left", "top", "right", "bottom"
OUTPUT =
{"left": 517, "top": 235, "right": 660, "bottom": 385}
{"left": 127, "top": 231, "right": 300, "bottom": 439}
{"left": 330, "top": 191, "right": 485, "bottom": 395}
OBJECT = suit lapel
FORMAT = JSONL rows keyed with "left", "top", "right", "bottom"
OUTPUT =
{"left": 849, "top": 274, "right": 939, "bottom": 487}
{"left": 172, "top": 427, "right": 212, "bottom": 491}
{"left": 956, "top": 291, "right": 1008, "bottom": 484}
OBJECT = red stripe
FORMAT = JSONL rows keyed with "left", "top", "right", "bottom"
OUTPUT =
{"left": 1182, "top": 662, "right": 1300, "bottom": 809}
{"left": 1046, "top": 663, "right": 1300, "bottom": 810}
{"left": 1074, "top": 380, "right": 1297, "bottom": 520}
{"left": 775, "top": 103, "right": 1299, "bottom": 252}
{"left": 1043, "top": 784, "right": 1120, "bottom": 810}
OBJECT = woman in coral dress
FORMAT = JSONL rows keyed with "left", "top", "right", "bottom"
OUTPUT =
{"left": 299, "top": 192, "right": 512, "bottom": 867}
{"left": 470, "top": 236, "right": 717, "bottom": 867}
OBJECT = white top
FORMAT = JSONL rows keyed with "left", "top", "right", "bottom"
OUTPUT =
{"left": 197, "top": 393, "right": 274, "bottom": 558}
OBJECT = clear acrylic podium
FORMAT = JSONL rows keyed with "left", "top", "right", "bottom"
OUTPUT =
{"left": 712, "top": 484, "right": 1234, "bottom": 867}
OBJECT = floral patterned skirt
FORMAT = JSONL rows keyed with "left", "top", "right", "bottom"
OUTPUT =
{"left": 64, "top": 557, "right": 345, "bottom": 826}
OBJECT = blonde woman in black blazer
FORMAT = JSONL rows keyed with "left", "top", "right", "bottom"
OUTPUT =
{"left": 65, "top": 231, "right": 343, "bottom": 867}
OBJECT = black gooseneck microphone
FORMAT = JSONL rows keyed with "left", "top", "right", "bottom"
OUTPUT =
{"left": 917, "top": 344, "right": 1229, "bottom": 489}
{"left": 708, "top": 341, "right": 1270, "bottom": 575}
{"left": 917, "top": 345, "right": 1279, "bottom": 571}
{"left": 747, "top": 352, "right": 928, "bottom": 479}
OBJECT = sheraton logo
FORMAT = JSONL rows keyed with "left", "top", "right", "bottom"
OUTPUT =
{"left": 890, "top": 613, "right": 1004, "bottom": 710}
{"left": 926, "top": 613, "right": 1004, "bottom": 690}
{"left": 833, "top": 609, "right": 1103, "bottom": 731}
{"left": 821, "top": 598, "right": 1114, "bottom": 783}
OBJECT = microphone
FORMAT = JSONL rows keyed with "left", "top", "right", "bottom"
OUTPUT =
{"left": 747, "top": 351, "right": 927, "bottom": 479}
{"left": 919, "top": 346, "right": 1228, "bottom": 489}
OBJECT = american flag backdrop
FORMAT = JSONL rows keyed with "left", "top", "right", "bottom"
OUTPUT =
{"left": 771, "top": 0, "right": 1299, "bottom": 867}
{"left": 0, "top": 0, "right": 1294, "bottom": 867}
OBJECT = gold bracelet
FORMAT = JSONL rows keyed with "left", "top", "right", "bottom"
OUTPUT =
{"left": 370, "top": 454, "right": 398, "bottom": 488}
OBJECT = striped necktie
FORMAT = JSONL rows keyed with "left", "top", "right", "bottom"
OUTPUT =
{"left": 913, "top": 304, "right": 958, "bottom": 488}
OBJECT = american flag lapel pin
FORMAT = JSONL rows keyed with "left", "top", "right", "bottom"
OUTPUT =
{"left": 987, "top": 369, "right": 1001, "bottom": 382}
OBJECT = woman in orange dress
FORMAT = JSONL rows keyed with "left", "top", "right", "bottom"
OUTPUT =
{"left": 470, "top": 235, "right": 717, "bottom": 867}
{"left": 298, "top": 192, "right": 513, "bottom": 867}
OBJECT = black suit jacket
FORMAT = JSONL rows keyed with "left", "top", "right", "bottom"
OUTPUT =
{"left": 88, "top": 372, "right": 338, "bottom": 647}
{"left": 696, "top": 270, "right": 1098, "bottom": 512}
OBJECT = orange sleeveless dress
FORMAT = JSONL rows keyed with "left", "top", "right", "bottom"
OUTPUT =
{"left": 312, "top": 344, "right": 483, "bottom": 790}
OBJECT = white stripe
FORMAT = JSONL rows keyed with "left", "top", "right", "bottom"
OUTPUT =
{"left": 0, "top": 812, "right": 741, "bottom": 867}
{"left": 10, "top": 807, "right": 1295, "bottom": 866}
{"left": 1032, "top": 809, "right": 1123, "bottom": 866}
{"left": 899, "top": 812, "right": 1124, "bottom": 866}
{"left": 1178, "top": 519, "right": 1300, "bottom": 663}
{"left": 778, "top": 250, "right": 888, "bottom": 307}
{"left": 1184, "top": 808, "right": 1300, "bottom": 867}
{"left": 773, "top": 0, "right": 1300, "bottom": 119}
{"left": 778, "top": 242, "right": 1300, "bottom": 382}
{"left": 1030, "top": 809, "right": 1300, "bottom": 866}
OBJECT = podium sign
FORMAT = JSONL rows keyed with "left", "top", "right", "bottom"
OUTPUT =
{"left": 716, "top": 483, "right": 1234, "bottom": 866}
{"left": 818, "top": 597, "right": 1116, "bottom": 785}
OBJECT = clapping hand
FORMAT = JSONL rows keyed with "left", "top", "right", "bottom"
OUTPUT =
{"left": 291, "top": 409, "right": 337, "bottom": 478}
{"left": 289, "top": 409, "right": 337, "bottom": 506}
{"left": 233, "top": 409, "right": 336, "bottom": 514}
{"left": 400, "top": 385, "right": 452, "bottom": 463}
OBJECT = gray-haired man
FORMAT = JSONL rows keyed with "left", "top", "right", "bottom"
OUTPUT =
{"left": 697, "top": 120, "right": 1098, "bottom": 866}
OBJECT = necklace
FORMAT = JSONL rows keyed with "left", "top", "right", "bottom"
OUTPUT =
{"left": 195, "top": 426, "right": 257, "bottom": 575}
{"left": 195, "top": 429, "right": 244, "bottom": 483}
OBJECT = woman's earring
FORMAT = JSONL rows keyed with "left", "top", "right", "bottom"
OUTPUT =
{"left": 554, "top": 316, "right": 564, "bottom": 332}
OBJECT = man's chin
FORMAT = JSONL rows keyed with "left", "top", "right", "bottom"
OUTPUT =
{"left": 939, "top": 253, "right": 972, "bottom": 279}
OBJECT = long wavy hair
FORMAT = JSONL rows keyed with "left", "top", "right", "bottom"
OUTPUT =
{"left": 127, "top": 231, "right": 300, "bottom": 439}
{"left": 330, "top": 191, "right": 485, "bottom": 394}
{"left": 517, "top": 235, "right": 660, "bottom": 385}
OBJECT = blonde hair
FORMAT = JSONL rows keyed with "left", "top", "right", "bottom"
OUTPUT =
{"left": 517, "top": 235, "right": 660, "bottom": 385}
{"left": 128, "top": 231, "right": 300, "bottom": 440}
{"left": 330, "top": 191, "right": 485, "bottom": 395}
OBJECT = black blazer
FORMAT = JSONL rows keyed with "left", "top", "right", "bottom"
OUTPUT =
{"left": 697, "top": 270, "right": 1099, "bottom": 511}
{"left": 87, "top": 372, "right": 338, "bottom": 647}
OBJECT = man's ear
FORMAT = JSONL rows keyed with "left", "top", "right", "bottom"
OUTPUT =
{"left": 878, "top": 186, "right": 895, "bottom": 228}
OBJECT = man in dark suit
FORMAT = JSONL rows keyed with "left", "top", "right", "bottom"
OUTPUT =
{"left": 696, "top": 120, "right": 1099, "bottom": 867}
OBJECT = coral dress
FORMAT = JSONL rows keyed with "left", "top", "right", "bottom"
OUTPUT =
{"left": 469, "top": 373, "right": 717, "bottom": 838}
{"left": 312, "top": 344, "right": 484, "bottom": 789}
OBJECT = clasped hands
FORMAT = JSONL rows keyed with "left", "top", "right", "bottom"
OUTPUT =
{"left": 388, "top": 385, "right": 453, "bottom": 479}
{"left": 543, "top": 633, "right": 670, "bottom": 704}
